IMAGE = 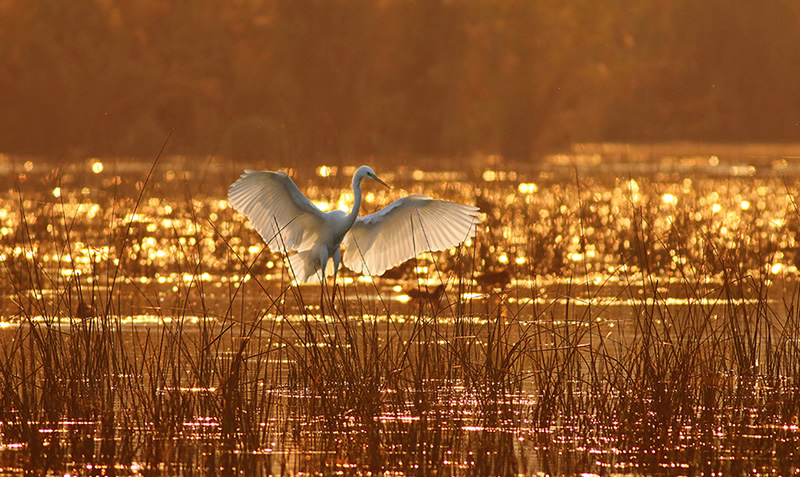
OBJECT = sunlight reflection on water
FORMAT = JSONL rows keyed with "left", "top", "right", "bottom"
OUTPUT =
{"left": 1, "top": 153, "right": 799, "bottom": 344}
{"left": 2, "top": 151, "right": 800, "bottom": 474}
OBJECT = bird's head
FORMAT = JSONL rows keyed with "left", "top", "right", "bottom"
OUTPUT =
{"left": 357, "top": 165, "right": 390, "bottom": 189}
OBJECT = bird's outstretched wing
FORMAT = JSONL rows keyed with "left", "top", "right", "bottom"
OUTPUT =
{"left": 342, "top": 195, "right": 479, "bottom": 276}
{"left": 228, "top": 170, "right": 326, "bottom": 253}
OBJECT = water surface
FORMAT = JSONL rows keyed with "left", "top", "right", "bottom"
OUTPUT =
{"left": 1, "top": 149, "right": 799, "bottom": 474}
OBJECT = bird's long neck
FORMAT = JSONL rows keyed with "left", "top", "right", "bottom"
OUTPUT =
{"left": 347, "top": 175, "right": 364, "bottom": 225}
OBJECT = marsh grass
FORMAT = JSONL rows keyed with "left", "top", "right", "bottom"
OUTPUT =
{"left": 1, "top": 159, "right": 800, "bottom": 475}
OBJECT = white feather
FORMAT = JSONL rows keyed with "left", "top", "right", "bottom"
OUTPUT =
{"left": 342, "top": 195, "right": 480, "bottom": 276}
{"left": 228, "top": 170, "right": 330, "bottom": 282}
{"left": 229, "top": 167, "right": 480, "bottom": 283}
{"left": 228, "top": 170, "right": 325, "bottom": 253}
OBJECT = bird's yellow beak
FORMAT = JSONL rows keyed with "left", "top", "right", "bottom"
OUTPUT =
{"left": 372, "top": 175, "right": 391, "bottom": 189}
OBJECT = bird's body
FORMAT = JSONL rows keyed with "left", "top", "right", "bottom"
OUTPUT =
{"left": 228, "top": 165, "right": 480, "bottom": 283}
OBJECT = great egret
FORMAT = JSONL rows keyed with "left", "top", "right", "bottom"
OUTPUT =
{"left": 228, "top": 165, "right": 480, "bottom": 283}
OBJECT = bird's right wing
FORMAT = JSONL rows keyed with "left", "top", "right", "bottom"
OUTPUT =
{"left": 342, "top": 195, "right": 479, "bottom": 276}
{"left": 228, "top": 170, "right": 326, "bottom": 253}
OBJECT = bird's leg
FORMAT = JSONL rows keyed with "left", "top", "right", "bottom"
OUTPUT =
{"left": 318, "top": 248, "right": 329, "bottom": 319}
{"left": 329, "top": 274, "right": 336, "bottom": 304}
{"left": 324, "top": 277, "right": 335, "bottom": 316}
{"left": 319, "top": 281, "right": 326, "bottom": 319}
{"left": 331, "top": 248, "right": 342, "bottom": 308}
{"left": 320, "top": 276, "right": 336, "bottom": 316}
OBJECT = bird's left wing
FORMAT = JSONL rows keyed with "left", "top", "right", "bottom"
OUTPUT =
{"left": 228, "top": 170, "right": 326, "bottom": 253}
{"left": 342, "top": 195, "right": 479, "bottom": 276}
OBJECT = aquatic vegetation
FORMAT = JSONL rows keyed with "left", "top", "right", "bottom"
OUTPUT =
{"left": 0, "top": 153, "right": 799, "bottom": 474}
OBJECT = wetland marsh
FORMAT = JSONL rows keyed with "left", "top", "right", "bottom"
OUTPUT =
{"left": 1, "top": 147, "right": 800, "bottom": 475}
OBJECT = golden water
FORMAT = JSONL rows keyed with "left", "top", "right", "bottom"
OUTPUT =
{"left": 1, "top": 150, "right": 799, "bottom": 474}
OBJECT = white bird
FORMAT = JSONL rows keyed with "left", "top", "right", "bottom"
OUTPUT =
{"left": 228, "top": 165, "right": 480, "bottom": 283}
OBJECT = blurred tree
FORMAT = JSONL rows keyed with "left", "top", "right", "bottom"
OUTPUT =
{"left": 603, "top": 0, "right": 800, "bottom": 142}
{"left": 269, "top": 0, "right": 379, "bottom": 161}
{"left": 382, "top": 0, "right": 466, "bottom": 156}
{"left": 0, "top": 0, "right": 798, "bottom": 162}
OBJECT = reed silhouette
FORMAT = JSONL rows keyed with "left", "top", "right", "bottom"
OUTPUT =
{"left": 0, "top": 156, "right": 799, "bottom": 474}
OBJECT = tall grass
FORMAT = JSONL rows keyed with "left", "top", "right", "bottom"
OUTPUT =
{"left": 0, "top": 159, "right": 799, "bottom": 475}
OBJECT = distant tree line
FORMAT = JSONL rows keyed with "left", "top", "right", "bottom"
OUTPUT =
{"left": 1, "top": 0, "right": 799, "bottom": 163}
